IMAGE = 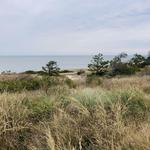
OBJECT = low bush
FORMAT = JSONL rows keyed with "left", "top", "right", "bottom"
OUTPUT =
{"left": 73, "top": 87, "right": 150, "bottom": 120}
{"left": 23, "top": 70, "right": 47, "bottom": 75}
{"left": 23, "top": 70, "right": 37, "bottom": 74}
{"left": 41, "top": 76, "right": 76, "bottom": 93}
{"left": 108, "top": 88, "right": 149, "bottom": 120}
{"left": 25, "top": 96, "right": 55, "bottom": 122}
{"left": 0, "top": 75, "right": 76, "bottom": 93}
{"left": 59, "top": 70, "right": 74, "bottom": 73}
{"left": 110, "top": 63, "right": 138, "bottom": 76}
{"left": 0, "top": 77, "right": 41, "bottom": 92}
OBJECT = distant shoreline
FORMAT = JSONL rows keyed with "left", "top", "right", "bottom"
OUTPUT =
{"left": 0, "top": 55, "right": 134, "bottom": 73}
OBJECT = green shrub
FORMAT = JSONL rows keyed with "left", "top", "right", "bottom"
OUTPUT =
{"left": 24, "top": 96, "right": 55, "bottom": 122}
{"left": 88, "top": 53, "right": 109, "bottom": 75}
{"left": 0, "top": 75, "right": 77, "bottom": 93}
{"left": 23, "top": 70, "right": 47, "bottom": 75}
{"left": 72, "top": 87, "right": 149, "bottom": 120}
{"left": 72, "top": 88, "right": 110, "bottom": 110}
{"left": 42, "top": 61, "right": 60, "bottom": 76}
{"left": 110, "top": 63, "right": 137, "bottom": 76}
{"left": 41, "top": 76, "right": 76, "bottom": 94}
{"left": 42, "top": 76, "right": 60, "bottom": 86}
{"left": 59, "top": 70, "right": 74, "bottom": 73}
{"left": 129, "top": 53, "right": 147, "bottom": 68}
{"left": 108, "top": 88, "right": 149, "bottom": 120}
{"left": 23, "top": 70, "right": 37, "bottom": 74}
{"left": 0, "top": 78, "right": 41, "bottom": 92}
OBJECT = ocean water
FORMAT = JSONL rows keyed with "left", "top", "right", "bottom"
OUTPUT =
{"left": 0, "top": 55, "right": 120, "bottom": 73}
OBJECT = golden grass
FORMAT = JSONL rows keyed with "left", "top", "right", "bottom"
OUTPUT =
{"left": 0, "top": 76, "right": 150, "bottom": 149}
{"left": 102, "top": 76, "right": 150, "bottom": 91}
{"left": 0, "top": 73, "right": 33, "bottom": 81}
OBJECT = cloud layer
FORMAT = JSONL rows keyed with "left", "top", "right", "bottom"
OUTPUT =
{"left": 0, "top": 0, "right": 150, "bottom": 55}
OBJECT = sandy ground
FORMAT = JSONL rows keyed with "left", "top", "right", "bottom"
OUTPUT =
{"left": 0, "top": 69, "right": 88, "bottom": 81}
{"left": 0, "top": 73, "right": 85, "bottom": 81}
{"left": 61, "top": 72, "right": 86, "bottom": 81}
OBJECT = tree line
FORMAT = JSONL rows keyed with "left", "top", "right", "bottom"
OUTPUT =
{"left": 41, "top": 52, "right": 150, "bottom": 76}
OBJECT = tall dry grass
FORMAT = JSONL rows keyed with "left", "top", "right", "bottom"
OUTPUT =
{"left": 0, "top": 76, "right": 150, "bottom": 149}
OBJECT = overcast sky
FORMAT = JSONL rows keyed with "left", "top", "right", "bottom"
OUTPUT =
{"left": 0, "top": 0, "right": 150, "bottom": 55}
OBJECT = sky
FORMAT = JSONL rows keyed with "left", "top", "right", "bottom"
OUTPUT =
{"left": 0, "top": 0, "right": 150, "bottom": 55}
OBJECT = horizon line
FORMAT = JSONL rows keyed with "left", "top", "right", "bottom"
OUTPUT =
{"left": 0, "top": 53, "right": 147, "bottom": 57}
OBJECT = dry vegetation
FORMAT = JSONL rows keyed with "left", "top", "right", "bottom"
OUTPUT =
{"left": 0, "top": 75, "right": 150, "bottom": 150}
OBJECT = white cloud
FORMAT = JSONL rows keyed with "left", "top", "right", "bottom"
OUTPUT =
{"left": 0, "top": 0, "right": 150, "bottom": 55}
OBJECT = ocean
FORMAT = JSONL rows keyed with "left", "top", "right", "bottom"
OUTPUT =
{"left": 0, "top": 55, "right": 126, "bottom": 73}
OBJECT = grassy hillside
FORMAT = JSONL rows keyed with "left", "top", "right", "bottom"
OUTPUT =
{"left": 0, "top": 75, "right": 150, "bottom": 150}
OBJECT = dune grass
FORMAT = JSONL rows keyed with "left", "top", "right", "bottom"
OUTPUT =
{"left": 0, "top": 76, "right": 150, "bottom": 149}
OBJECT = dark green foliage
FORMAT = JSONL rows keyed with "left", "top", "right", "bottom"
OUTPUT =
{"left": 88, "top": 53, "right": 109, "bottom": 75}
{"left": 23, "top": 70, "right": 48, "bottom": 75}
{"left": 110, "top": 53, "right": 128, "bottom": 75}
{"left": 23, "top": 70, "right": 37, "bottom": 74}
{"left": 130, "top": 54, "right": 147, "bottom": 68}
{"left": 0, "top": 75, "right": 76, "bottom": 93}
{"left": 0, "top": 78, "right": 41, "bottom": 92}
{"left": 26, "top": 69, "right": 72, "bottom": 75}
{"left": 110, "top": 63, "right": 137, "bottom": 76}
{"left": 42, "top": 61, "right": 60, "bottom": 76}
{"left": 59, "top": 70, "right": 74, "bottom": 73}
{"left": 108, "top": 52, "right": 137, "bottom": 76}
{"left": 87, "top": 52, "right": 144, "bottom": 76}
